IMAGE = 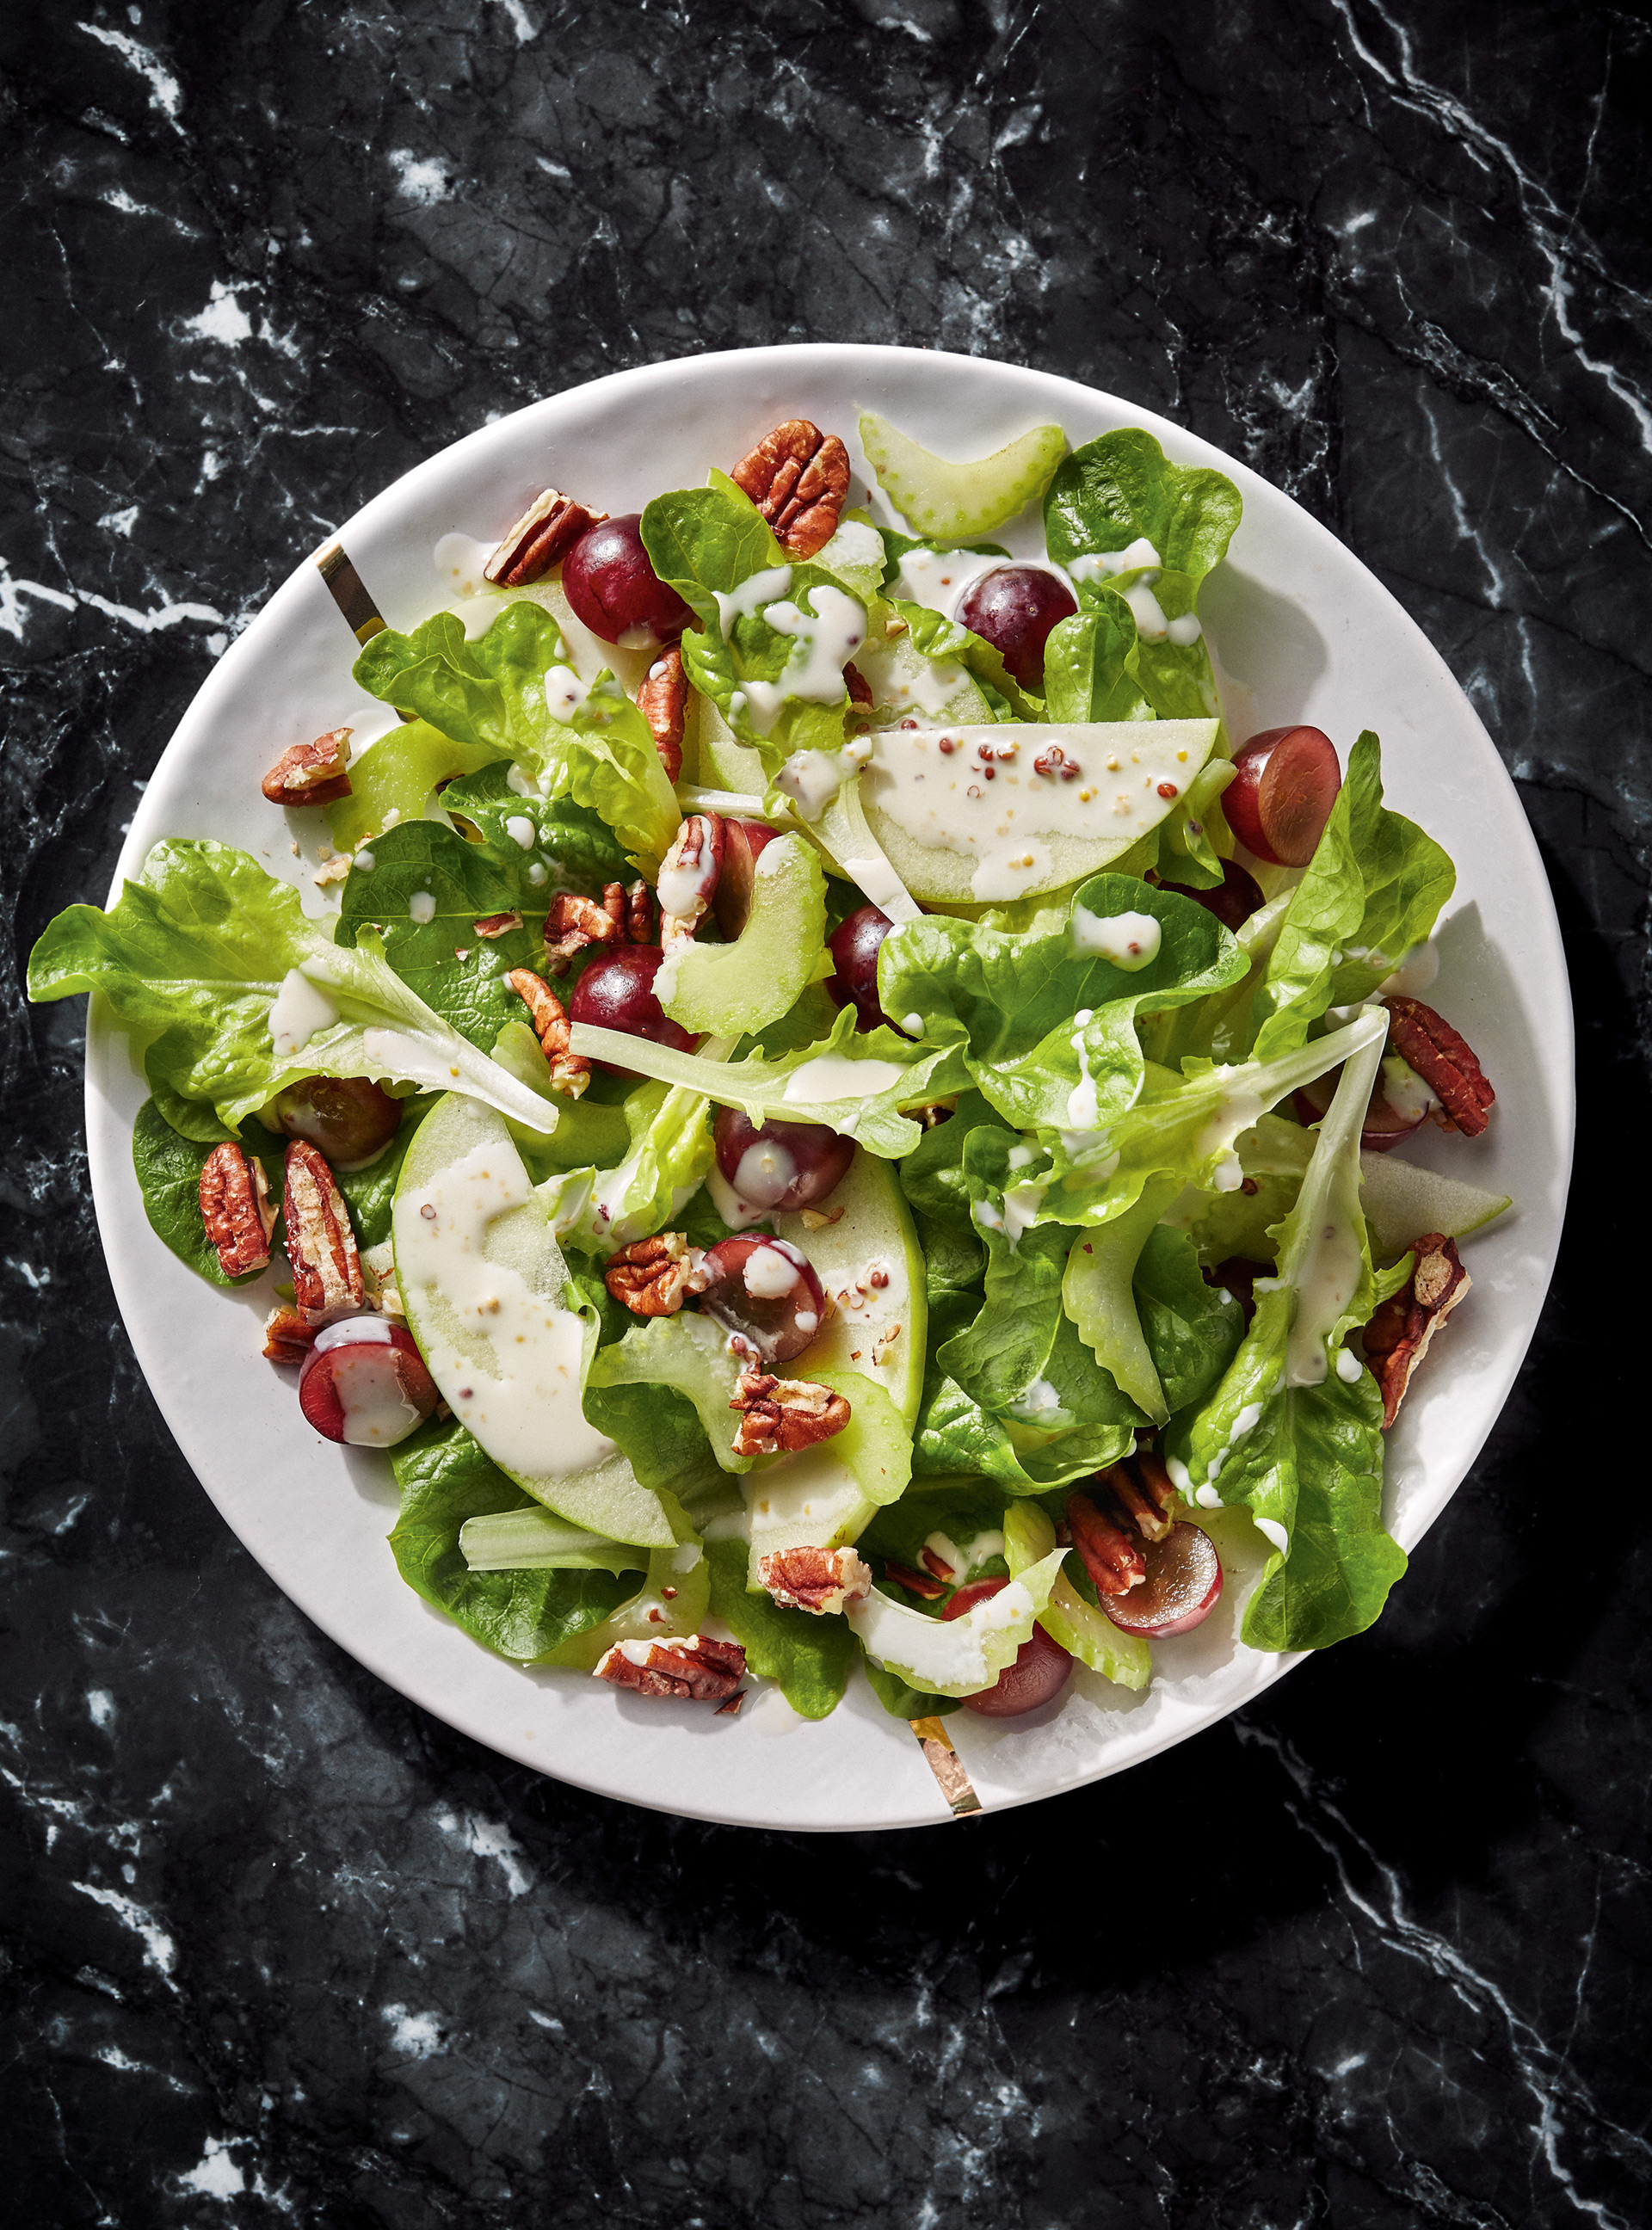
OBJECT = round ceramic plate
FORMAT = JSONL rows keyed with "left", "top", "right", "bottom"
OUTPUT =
{"left": 84, "top": 344, "right": 1573, "bottom": 1831}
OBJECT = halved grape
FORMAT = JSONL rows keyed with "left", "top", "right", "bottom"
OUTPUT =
{"left": 298, "top": 1317, "right": 438, "bottom": 1448}
{"left": 1102, "top": 1523, "right": 1223, "bottom": 1637}
{"left": 1224, "top": 727, "right": 1341, "bottom": 867}
{"left": 943, "top": 1576, "right": 1074, "bottom": 1716}
{"left": 567, "top": 946, "right": 695, "bottom": 1075}
{"left": 1156, "top": 857, "right": 1265, "bottom": 933}
{"left": 562, "top": 514, "right": 695, "bottom": 649}
{"left": 712, "top": 819, "right": 780, "bottom": 939}
{"left": 860, "top": 411, "right": 1067, "bottom": 539}
{"left": 272, "top": 1076, "right": 402, "bottom": 1169}
{"left": 697, "top": 1235, "right": 826, "bottom": 1365}
{"left": 713, "top": 1107, "right": 854, "bottom": 1212}
{"left": 827, "top": 903, "right": 895, "bottom": 1032}
{"left": 956, "top": 566, "right": 1076, "bottom": 689}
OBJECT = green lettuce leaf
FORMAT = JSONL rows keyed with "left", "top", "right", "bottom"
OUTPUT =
{"left": 389, "top": 1417, "right": 639, "bottom": 1663}
{"left": 539, "top": 1078, "right": 714, "bottom": 1252}
{"left": 131, "top": 1099, "right": 285, "bottom": 1285}
{"left": 885, "top": 597, "right": 1041, "bottom": 722}
{"left": 1248, "top": 731, "right": 1456, "bottom": 1061}
{"left": 336, "top": 820, "right": 543, "bottom": 1050}
{"left": 441, "top": 761, "right": 632, "bottom": 895}
{"left": 567, "top": 1001, "right": 970, "bottom": 1161}
{"left": 27, "top": 839, "right": 557, "bottom": 1136}
{"left": 1164, "top": 1009, "right": 1405, "bottom": 1650}
{"left": 1044, "top": 428, "right": 1242, "bottom": 582}
{"left": 878, "top": 874, "right": 1248, "bottom": 1134}
{"left": 705, "top": 1538, "right": 856, "bottom": 1718}
{"left": 914, "top": 1292, "right": 1136, "bottom": 1490}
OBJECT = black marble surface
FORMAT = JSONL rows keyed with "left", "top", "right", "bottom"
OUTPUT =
{"left": 3, "top": 2, "right": 1648, "bottom": 2221}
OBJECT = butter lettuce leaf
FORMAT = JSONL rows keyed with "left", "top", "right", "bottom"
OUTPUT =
{"left": 441, "top": 761, "right": 632, "bottom": 895}
{"left": 705, "top": 1538, "right": 856, "bottom": 1718}
{"left": 27, "top": 839, "right": 557, "bottom": 1136}
{"left": 1248, "top": 731, "right": 1455, "bottom": 1061}
{"left": 915, "top": 1292, "right": 1136, "bottom": 1491}
{"left": 1044, "top": 428, "right": 1242, "bottom": 582}
{"left": 539, "top": 1079, "right": 715, "bottom": 1254}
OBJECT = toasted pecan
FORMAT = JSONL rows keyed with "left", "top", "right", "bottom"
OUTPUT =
{"left": 262, "top": 727, "right": 353, "bottom": 809}
{"left": 1362, "top": 1232, "right": 1471, "bottom": 1428}
{"left": 484, "top": 489, "right": 606, "bottom": 588}
{"left": 626, "top": 879, "right": 653, "bottom": 944}
{"left": 504, "top": 969, "right": 589, "bottom": 1098}
{"left": 730, "top": 420, "right": 851, "bottom": 558}
{"left": 262, "top": 1304, "right": 317, "bottom": 1364}
{"left": 757, "top": 1545, "right": 872, "bottom": 1616}
{"left": 282, "top": 1140, "right": 364, "bottom": 1325}
{"left": 594, "top": 1634, "right": 747, "bottom": 1702}
{"left": 544, "top": 884, "right": 626, "bottom": 970}
{"left": 657, "top": 813, "right": 724, "bottom": 950}
{"left": 730, "top": 1371, "right": 851, "bottom": 1458}
{"left": 1384, "top": 998, "right": 1495, "bottom": 1137}
{"left": 603, "top": 1232, "right": 708, "bottom": 1316}
{"left": 1066, "top": 1488, "right": 1148, "bottom": 1596}
{"left": 638, "top": 641, "right": 687, "bottom": 783}
{"left": 200, "top": 1143, "right": 277, "bottom": 1279}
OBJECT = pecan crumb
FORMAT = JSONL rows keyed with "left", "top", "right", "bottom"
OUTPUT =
{"left": 473, "top": 910, "right": 523, "bottom": 939}
{"left": 730, "top": 420, "right": 851, "bottom": 558}
{"left": 1361, "top": 1233, "right": 1471, "bottom": 1427}
{"left": 505, "top": 970, "right": 590, "bottom": 1098}
{"left": 757, "top": 1545, "right": 872, "bottom": 1616}
{"left": 484, "top": 489, "right": 606, "bottom": 588}
{"left": 604, "top": 1232, "right": 708, "bottom": 1316}
{"left": 262, "top": 1304, "right": 317, "bottom": 1364}
{"left": 262, "top": 726, "right": 353, "bottom": 809}
{"left": 594, "top": 1634, "right": 747, "bottom": 1703}
{"left": 799, "top": 1205, "right": 845, "bottom": 1231}
{"left": 730, "top": 1371, "right": 851, "bottom": 1457}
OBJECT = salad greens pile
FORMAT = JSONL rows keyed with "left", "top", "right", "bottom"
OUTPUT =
{"left": 27, "top": 415, "right": 1497, "bottom": 1736}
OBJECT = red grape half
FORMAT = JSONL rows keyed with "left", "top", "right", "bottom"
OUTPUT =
{"left": 1224, "top": 727, "right": 1341, "bottom": 867}
{"left": 943, "top": 1576, "right": 1074, "bottom": 1717}
{"left": 562, "top": 514, "right": 695, "bottom": 649}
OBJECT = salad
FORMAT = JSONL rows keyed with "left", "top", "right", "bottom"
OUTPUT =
{"left": 28, "top": 405, "right": 1512, "bottom": 1745}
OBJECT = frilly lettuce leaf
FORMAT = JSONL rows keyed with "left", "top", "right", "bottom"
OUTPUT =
{"left": 640, "top": 476, "right": 860, "bottom": 770}
{"left": 1044, "top": 428, "right": 1242, "bottom": 582}
{"left": 877, "top": 874, "right": 1248, "bottom": 1133}
{"left": 1164, "top": 1008, "right": 1406, "bottom": 1650}
{"left": 1248, "top": 731, "right": 1456, "bottom": 1061}
{"left": 27, "top": 838, "right": 556, "bottom": 1136}
{"left": 539, "top": 1079, "right": 714, "bottom": 1254}
{"left": 353, "top": 603, "right": 678, "bottom": 876}
{"left": 566, "top": 1001, "right": 970, "bottom": 1160}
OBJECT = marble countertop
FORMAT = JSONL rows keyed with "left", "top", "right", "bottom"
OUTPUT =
{"left": 3, "top": 2, "right": 1647, "bottom": 2221}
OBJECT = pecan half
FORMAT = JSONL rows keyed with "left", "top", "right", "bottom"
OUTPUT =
{"left": 730, "top": 420, "right": 851, "bottom": 558}
{"left": 282, "top": 1139, "right": 364, "bottom": 1325}
{"left": 638, "top": 641, "right": 687, "bottom": 783}
{"left": 1097, "top": 1455, "right": 1176, "bottom": 1544}
{"left": 594, "top": 1634, "right": 747, "bottom": 1703}
{"left": 1384, "top": 998, "right": 1495, "bottom": 1137}
{"left": 626, "top": 879, "right": 653, "bottom": 944}
{"left": 473, "top": 910, "right": 522, "bottom": 939}
{"left": 262, "top": 1304, "right": 317, "bottom": 1364}
{"left": 657, "top": 813, "right": 724, "bottom": 949}
{"left": 730, "top": 1371, "right": 852, "bottom": 1458}
{"left": 200, "top": 1143, "right": 276, "bottom": 1278}
{"left": 483, "top": 489, "right": 607, "bottom": 588}
{"left": 262, "top": 726, "right": 353, "bottom": 809}
{"left": 505, "top": 969, "right": 590, "bottom": 1098}
{"left": 544, "top": 883, "right": 627, "bottom": 969}
{"left": 1361, "top": 1232, "right": 1471, "bottom": 1428}
{"left": 604, "top": 1232, "right": 709, "bottom": 1316}
{"left": 757, "top": 1545, "right": 873, "bottom": 1615}
{"left": 1066, "top": 1488, "right": 1148, "bottom": 1596}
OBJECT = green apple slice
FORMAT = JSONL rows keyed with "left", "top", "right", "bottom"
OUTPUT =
{"left": 860, "top": 718, "right": 1220, "bottom": 905}
{"left": 392, "top": 1093, "right": 674, "bottom": 1547}
{"left": 1359, "top": 1151, "right": 1512, "bottom": 1261}
{"left": 654, "top": 833, "right": 828, "bottom": 1037}
{"left": 860, "top": 411, "right": 1067, "bottom": 540}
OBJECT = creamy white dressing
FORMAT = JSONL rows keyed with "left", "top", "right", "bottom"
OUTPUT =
{"left": 732, "top": 1136, "right": 798, "bottom": 1207}
{"left": 743, "top": 1242, "right": 802, "bottom": 1298}
{"left": 354, "top": 849, "right": 375, "bottom": 872}
{"left": 841, "top": 853, "right": 912, "bottom": 914}
{"left": 1119, "top": 578, "right": 1173, "bottom": 640}
{"left": 505, "top": 815, "right": 536, "bottom": 850}
{"left": 971, "top": 836, "right": 1056, "bottom": 900}
{"left": 1254, "top": 1516, "right": 1290, "bottom": 1555}
{"left": 782, "top": 1052, "right": 904, "bottom": 1103}
{"left": 851, "top": 631, "right": 970, "bottom": 718}
{"left": 704, "top": 1161, "right": 771, "bottom": 1231}
{"left": 397, "top": 1139, "right": 618, "bottom": 1478}
{"left": 713, "top": 564, "right": 793, "bottom": 634}
{"left": 1195, "top": 1484, "right": 1224, "bottom": 1509}
{"left": 545, "top": 665, "right": 589, "bottom": 719}
{"left": 1069, "top": 538, "right": 1163, "bottom": 580}
{"left": 1381, "top": 1054, "right": 1438, "bottom": 1123}
{"left": 329, "top": 1345, "right": 424, "bottom": 1447}
{"left": 865, "top": 720, "right": 1211, "bottom": 863}
{"left": 1335, "top": 1346, "right": 1364, "bottom": 1383}
{"left": 269, "top": 967, "right": 340, "bottom": 1059}
{"left": 893, "top": 545, "right": 1002, "bottom": 619}
{"left": 432, "top": 532, "right": 496, "bottom": 601}
{"left": 774, "top": 748, "right": 844, "bottom": 820}
{"left": 1010, "top": 1377, "right": 1067, "bottom": 1421}
{"left": 1071, "top": 904, "right": 1162, "bottom": 970}
{"left": 1211, "top": 1150, "right": 1245, "bottom": 1193}
{"left": 527, "top": 862, "right": 548, "bottom": 887}
{"left": 409, "top": 890, "right": 436, "bottom": 925}
{"left": 1066, "top": 1026, "right": 1101, "bottom": 1130}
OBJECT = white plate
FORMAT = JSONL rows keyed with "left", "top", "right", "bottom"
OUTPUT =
{"left": 84, "top": 344, "right": 1573, "bottom": 1831}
